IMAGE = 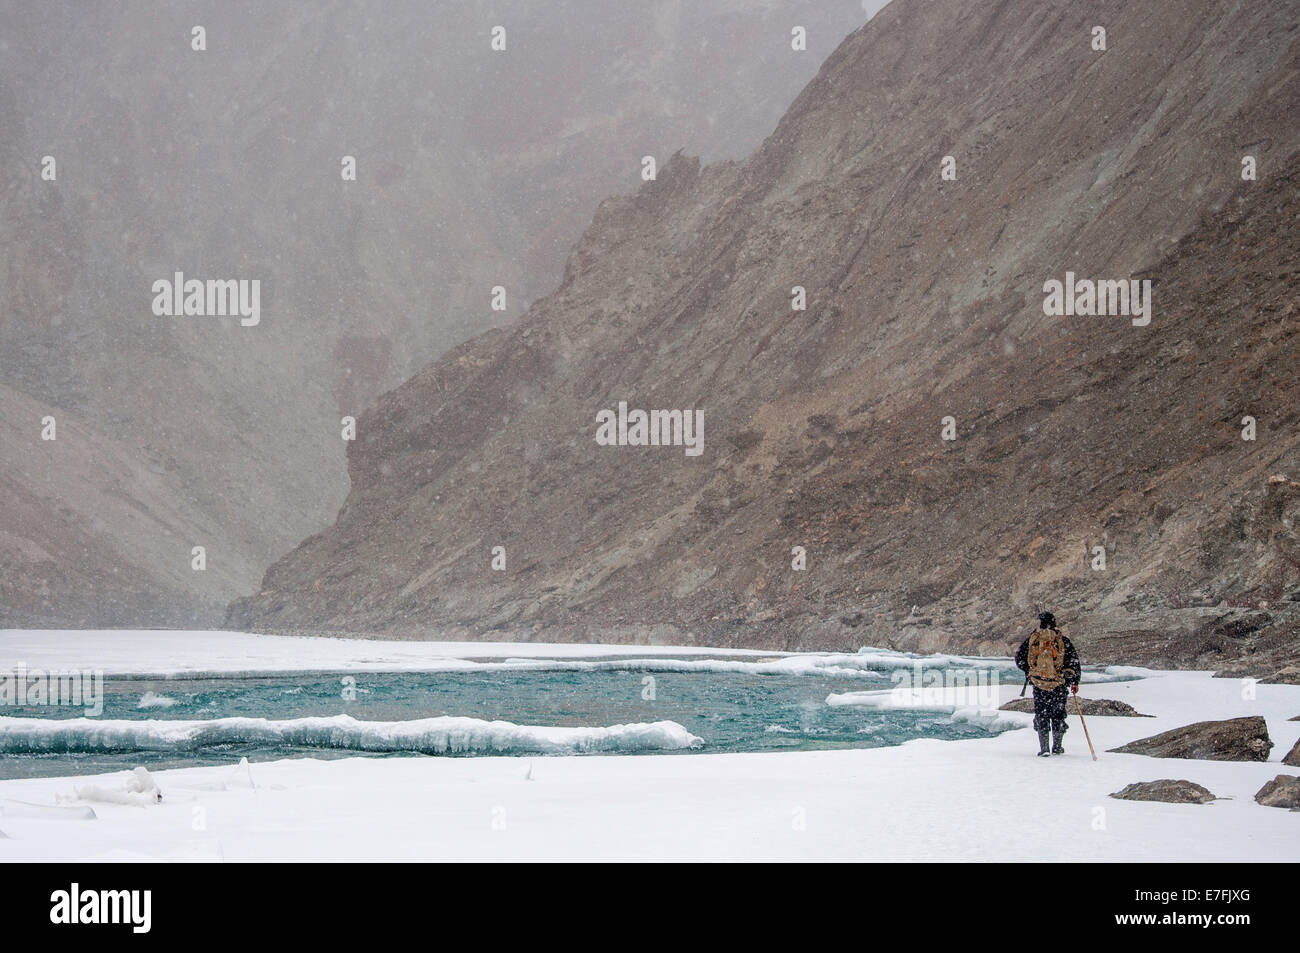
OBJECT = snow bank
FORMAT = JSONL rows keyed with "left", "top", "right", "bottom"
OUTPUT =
{"left": 493, "top": 655, "right": 893, "bottom": 679}
{"left": 0, "top": 714, "right": 703, "bottom": 757}
{"left": 0, "top": 629, "right": 786, "bottom": 677}
{"left": 1, "top": 800, "right": 96, "bottom": 820}
{"left": 826, "top": 686, "right": 1024, "bottom": 729}
{"left": 1098, "top": 665, "right": 1158, "bottom": 680}
{"left": 0, "top": 630, "right": 1153, "bottom": 688}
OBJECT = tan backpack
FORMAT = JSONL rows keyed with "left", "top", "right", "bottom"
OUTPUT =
{"left": 1027, "top": 628, "right": 1066, "bottom": 690}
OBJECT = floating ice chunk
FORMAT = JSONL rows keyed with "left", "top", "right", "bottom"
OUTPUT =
{"left": 950, "top": 707, "right": 1023, "bottom": 729}
{"left": 828, "top": 692, "right": 1019, "bottom": 731}
{"left": 827, "top": 691, "right": 963, "bottom": 712}
{"left": 0, "top": 714, "right": 704, "bottom": 757}
{"left": 1093, "top": 665, "right": 1156, "bottom": 680}
{"left": 137, "top": 692, "right": 178, "bottom": 709}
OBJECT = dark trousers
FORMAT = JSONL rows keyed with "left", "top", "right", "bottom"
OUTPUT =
{"left": 1032, "top": 684, "right": 1069, "bottom": 734}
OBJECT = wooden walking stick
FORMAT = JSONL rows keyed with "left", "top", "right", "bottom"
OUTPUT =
{"left": 1073, "top": 690, "right": 1098, "bottom": 761}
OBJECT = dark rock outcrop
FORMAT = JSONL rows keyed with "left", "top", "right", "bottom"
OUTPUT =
{"left": 1283, "top": 738, "right": 1300, "bottom": 768}
{"left": 1000, "top": 697, "right": 1151, "bottom": 717}
{"left": 1109, "top": 716, "right": 1273, "bottom": 762}
{"left": 1254, "top": 775, "right": 1300, "bottom": 810}
{"left": 1110, "top": 780, "right": 1217, "bottom": 805}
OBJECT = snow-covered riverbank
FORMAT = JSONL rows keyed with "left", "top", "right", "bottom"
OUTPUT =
{"left": 1, "top": 630, "right": 1296, "bottom": 861}
{"left": 0, "top": 628, "right": 786, "bottom": 676}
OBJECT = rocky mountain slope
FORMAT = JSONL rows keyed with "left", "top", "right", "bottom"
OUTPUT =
{"left": 231, "top": 0, "right": 1300, "bottom": 673}
{"left": 0, "top": 0, "right": 870, "bottom": 626}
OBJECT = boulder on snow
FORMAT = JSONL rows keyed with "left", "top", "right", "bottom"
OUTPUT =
{"left": 1262, "top": 666, "right": 1300, "bottom": 685}
{"left": 1110, "top": 780, "right": 1217, "bottom": 804}
{"left": 1283, "top": 737, "right": 1300, "bottom": 768}
{"left": 999, "top": 696, "right": 1151, "bottom": 717}
{"left": 1108, "top": 715, "right": 1273, "bottom": 761}
{"left": 1254, "top": 775, "right": 1300, "bottom": 809}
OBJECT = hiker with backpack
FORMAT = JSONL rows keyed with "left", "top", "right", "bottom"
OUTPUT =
{"left": 1014, "top": 611, "right": 1080, "bottom": 756}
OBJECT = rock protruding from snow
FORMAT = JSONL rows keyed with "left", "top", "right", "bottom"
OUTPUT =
{"left": 999, "top": 697, "right": 1152, "bottom": 717}
{"left": 1110, "top": 780, "right": 1217, "bottom": 804}
{"left": 1282, "top": 737, "right": 1300, "bottom": 768}
{"left": 1254, "top": 775, "right": 1300, "bottom": 809}
{"left": 1108, "top": 716, "right": 1273, "bottom": 761}
{"left": 1262, "top": 666, "right": 1300, "bottom": 685}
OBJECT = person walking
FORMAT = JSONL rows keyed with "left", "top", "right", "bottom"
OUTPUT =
{"left": 1014, "top": 611, "right": 1080, "bottom": 756}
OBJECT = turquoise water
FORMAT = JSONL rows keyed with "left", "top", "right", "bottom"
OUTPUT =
{"left": 0, "top": 662, "right": 1021, "bottom": 779}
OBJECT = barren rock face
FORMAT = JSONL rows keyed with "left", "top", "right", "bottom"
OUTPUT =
{"left": 1263, "top": 667, "right": 1300, "bottom": 686}
{"left": 0, "top": 1, "right": 867, "bottom": 628}
{"left": 1109, "top": 716, "right": 1273, "bottom": 763}
{"left": 1254, "top": 775, "right": 1300, "bottom": 810}
{"left": 229, "top": 0, "right": 1300, "bottom": 661}
{"left": 1110, "top": 780, "right": 1216, "bottom": 805}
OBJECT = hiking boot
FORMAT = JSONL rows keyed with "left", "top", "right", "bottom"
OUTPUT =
{"left": 1037, "top": 728, "right": 1051, "bottom": 757}
{"left": 1051, "top": 723, "right": 1065, "bottom": 755}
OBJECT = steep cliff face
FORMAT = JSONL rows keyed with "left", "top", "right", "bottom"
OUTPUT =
{"left": 231, "top": 0, "right": 1300, "bottom": 672}
{"left": 0, "top": 0, "right": 869, "bottom": 626}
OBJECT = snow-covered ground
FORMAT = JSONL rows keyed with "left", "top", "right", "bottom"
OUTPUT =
{"left": 0, "top": 628, "right": 785, "bottom": 676}
{"left": 1, "top": 630, "right": 1297, "bottom": 861}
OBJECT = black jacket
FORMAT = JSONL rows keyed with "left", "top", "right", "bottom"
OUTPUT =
{"left": 1015, "top": 630, "right": 1080, "bottom": 688}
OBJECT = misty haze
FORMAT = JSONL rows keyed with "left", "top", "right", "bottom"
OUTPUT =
{"left": 0, "top": 0, "right": 1297, "bottom": 882}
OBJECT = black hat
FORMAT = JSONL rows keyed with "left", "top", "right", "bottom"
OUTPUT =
{"left": 1038, "top": 611, "right": 1056, "bottom": 629}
